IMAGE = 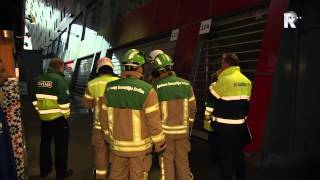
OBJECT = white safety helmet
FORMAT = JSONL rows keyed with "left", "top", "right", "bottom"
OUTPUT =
{"left": 148, "top": 49, "right": 164, "bottom": 61}
{"left": 96, "top": 57, "right": 113, "bottom": 73}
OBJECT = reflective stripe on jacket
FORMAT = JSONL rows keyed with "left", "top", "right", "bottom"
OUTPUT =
{"left": 101, "top": 71, "right": 165, "bottom": 157}
{"left": 82, "top": 74, "right": 119, "bottom": 130}
{"left": 153, "top": 73, "right": 197, "bottom": 138}
{"left": 33, "top": 68, "right": 70, "bottom": 121}
{"left": 205, "top": 66, "right": 251, "bottom": 127}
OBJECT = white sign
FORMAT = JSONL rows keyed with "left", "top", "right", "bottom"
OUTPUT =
{"left": 170, "top": 29, "right": 179, "bottom": 41}
{"left": 199, "top": 19, "right": 212, "bottom": 35}
{"left": 284, "top": 11, "right": 302, "bottom": 29}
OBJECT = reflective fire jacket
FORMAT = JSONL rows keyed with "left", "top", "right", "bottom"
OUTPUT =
{"left": 33, "top": 68, "right": 70, "bottom": 121}
{"left": 83, "top": 74, "right": 119, "bottom": 131}
{"left": 204, "top": 66, "right": 252, "bottom": 133}
{"left": 153, "top": 72, "right": 197, "bottom": 139}
{"left": 100, "top": 71, "right": 165, "bottom": 157}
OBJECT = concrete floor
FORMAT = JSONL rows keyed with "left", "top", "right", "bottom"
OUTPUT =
{"left": 22, "top": 98, "right": 283, "bottom": 180}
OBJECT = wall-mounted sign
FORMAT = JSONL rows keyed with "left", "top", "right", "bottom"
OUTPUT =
{"left": 199, "top": 19, "right": 212, "bottom": 35}
{"left": 170, "top": 28, "right": 179, "bottom": 41}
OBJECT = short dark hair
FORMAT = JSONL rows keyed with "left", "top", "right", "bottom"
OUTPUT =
{"left": 49, "top": 58, "right": 64, "bottom": 69}
{"left": 222, "top": 53, "right": 239, "bottom": 66}
{"left": 98, "top": 65, "right": 114, "bottom": 75}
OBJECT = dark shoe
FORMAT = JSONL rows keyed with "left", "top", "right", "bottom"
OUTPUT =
{"left": 64, "top": 169, "right": 73, "bottom": 178}
{"left": 56, "top": 169, "right": 73, "bottom": 180}
{"left": 40, "top": 169, "right": 52, "bottom": 178}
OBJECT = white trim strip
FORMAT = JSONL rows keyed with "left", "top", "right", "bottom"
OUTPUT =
{"left": 102, "top": 104, "right": 108, "bottom": 111}
{"left": 32, "top": 101, "right": 38, "bottom": 106}
{"left": 209, "top": 84, "right": 221, "bottom": 99}
{"left": 163, "top": 129, "right": 188, "bottom": 134}
{"left": 145, "top": 103, "right": 159, "bottom": 114}
{"left": 205, "top": 107, "right": 214, "bottom": 112}
{"left": 61, "top": 109, "right": 70, "bottom": 114}
{"left": 189, "top": 96, "right": 195, "bottom": 102}
{"left": 214, "top": 117, "right": 245, "bottom": 124}
{"left": 38, "top": 109, "right": 61, "bottom": 114}
{"left": 84, "top": 93, "right": 94, "bottom": 99}
{"left": 36, "top": 94, "right": 58, "bottom": 100}
{"left": 162, "top": 125, "right": 188, "bottom": 130}
{"left": 151, "top": 132, "right": 165, "bottom": 143}
{"left": 59, "top": 103, "right": 70, "bottom": 109}
{"left": 96, "top": 169, "right": 107, "bottom": 175}
{"left": 111, "top": 142, "right": 152, "bottom": 152}
{"left": 160, "top": 156, "right": 165, "bottom": 180}
{"left": 221, "top": 95, "right": 250, "bottom": 101}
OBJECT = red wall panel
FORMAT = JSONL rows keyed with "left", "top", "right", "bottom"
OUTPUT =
{"left": 177, "top": 0, "right": 212, "bottom": 26}
{"left": 152, "top": 0, "right": 179, "bottom": 32}
{"left": 211, "top": 0, "right": 263, "bottom": 16}
{"left": 246, "top": 0, "right": 289, "bottom": 152}
{"left": 174, "top": 23, "right": 201, "bottom": 79}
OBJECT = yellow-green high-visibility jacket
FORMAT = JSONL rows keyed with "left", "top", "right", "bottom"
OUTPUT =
{"left": 33, "top": 67, "right": 70, "bottom": 121}
{"left": 204, "top": 66, "right": 252, "bottom": 131}
{"left": 83, "top": 74, "right": 119, "bottom": 130}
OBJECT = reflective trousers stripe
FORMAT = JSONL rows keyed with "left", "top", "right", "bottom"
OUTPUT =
{"left": 160, "top": 156, "right": 165, "bottom": 180}
{"left": 214, "top": 117, "right": 245, "bottom": 124}
{"left": 96, "top": 169, "right": 107, "bottom": 175}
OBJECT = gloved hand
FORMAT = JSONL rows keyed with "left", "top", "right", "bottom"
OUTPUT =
{"left": 154, "top": 142, "right": 166, "bottom": 155}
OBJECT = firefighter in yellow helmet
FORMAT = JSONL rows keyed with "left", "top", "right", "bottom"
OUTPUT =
{"left": 150, "top": 50, "right": 197, "bottom": 180}
{"left": 82, "top": 57, "right": 119, "bottom": 180}
{"left": 99, "top": 49, "right": 166, "bottom": 180}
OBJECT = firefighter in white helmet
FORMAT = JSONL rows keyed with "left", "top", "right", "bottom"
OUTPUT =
{"left": 150, "top": 50, "right": 196, "bottom": 180}
{"left": 82, "top": 57, "right": 119, "bottom": 180}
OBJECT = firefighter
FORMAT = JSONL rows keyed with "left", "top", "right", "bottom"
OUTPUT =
{"left": 82, "top": 57, "right": 119, "bottom": 180}
{"left": 206, "top": 53, "right": 252, "bottom": 180}
{"left": 32, "top": 58, "right": 73, "bottom": 180}
{"left": 99, "top": 49, "right": 166, "bottom": 180}
{"left": 150, "top": 50, "right": 197, "bottom": 180}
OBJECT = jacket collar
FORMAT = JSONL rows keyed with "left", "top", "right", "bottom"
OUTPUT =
{"left": 120, "top": 71, "right": 143, "bottom": 79}
{"left": 218, "top": 66, "right": 240, "bottom": 79}
{"left": 159, "top": 71, "right": 176, "bottom": 79}
{"left": 47, "top": 67, "right": 64, "bottom": 77}
{"left": 100, "top": 74, "right": 116, "bottom": 78}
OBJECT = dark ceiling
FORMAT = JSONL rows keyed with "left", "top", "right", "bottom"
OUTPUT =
{"left": 0, "top": 0, "right": 25, "bottom": 52}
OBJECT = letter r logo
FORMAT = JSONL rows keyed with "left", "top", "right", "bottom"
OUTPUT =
{"left": 284, "top": 11, "right": 298, "bottom": 28}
